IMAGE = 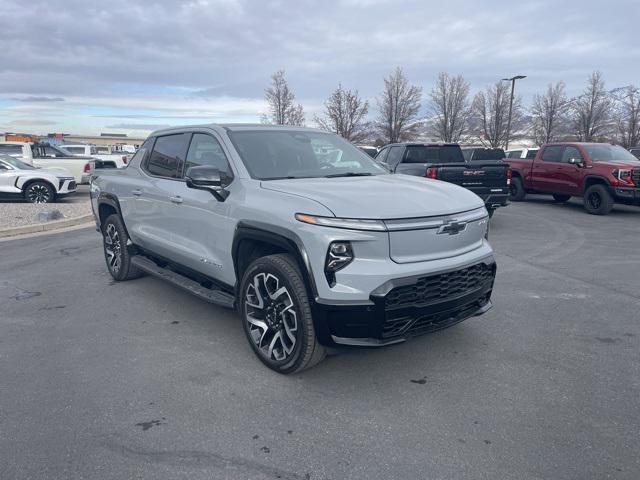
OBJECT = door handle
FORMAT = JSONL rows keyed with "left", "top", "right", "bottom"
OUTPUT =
{"left": 132, "top": 189, "right": 143, "bottom": 196}
{"left": 169, "top": 196, "right": 183, "bottom": 204}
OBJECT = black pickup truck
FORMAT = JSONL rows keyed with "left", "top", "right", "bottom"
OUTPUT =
{"left": 375, "top": 143, "right": 510, "bottom": 216}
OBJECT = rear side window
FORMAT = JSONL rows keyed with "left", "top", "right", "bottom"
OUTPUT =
{"left": 185, "top": 133, "right": 233, "bottom": 179}
{"left": 0, "top": 145, "right": 23, "bottom": 155}
{"left": 386, "top": 146, "right": 404, "bottom": 166}
{"left": 507, "top": 150, "right": 522, "bottom": 158}
{"left": 525, "top": 149, "right": 538, "bottom": 159}
{"left": 541, "top": 146, "right": 564, "bottom": 162}
{"left": 145, "top": 133, "right": 190, "bottom": 178}
{"left": 64, "top": 146, "right": 84, "bottom": 154}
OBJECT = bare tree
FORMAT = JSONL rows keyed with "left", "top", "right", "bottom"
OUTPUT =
{"left": 471, "top": 81, "right": 522, "bottom": 148}
{"left": 427, "top": 72, "right": 471, "bottom": 143}
{"left": 376, "top": 67, "right": 422, "bottom": 143}
{"left": 531, "top": 81, "right": 570, "bottom": 144}
{"left": 571, "top": 71, "right": 612, "bottom": 141}
{"left": 314, "top": 84, "right": 369, "bottom": 142}
{"left": 264, "top": 70, "right": 305, "bottom": 126}
{"left": 612, "top": 85, "right": 640, "bottom": 148}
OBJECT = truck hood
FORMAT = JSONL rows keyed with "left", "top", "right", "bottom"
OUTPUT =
{"left": 593, "top": 160, "right": 640, "bottom": 169}
{"left": 260, "top": 174, "right": 484, "bottom": 219}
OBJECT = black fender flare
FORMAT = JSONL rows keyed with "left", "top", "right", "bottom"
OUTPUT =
{"left": 96, "top": 193, "right": 129, "bottom": 234}
{"left": 232, "top": 221, "right": 319, "bottom": 299}
{"left": 583, "top": 175, "right": 611, "bottom": 192}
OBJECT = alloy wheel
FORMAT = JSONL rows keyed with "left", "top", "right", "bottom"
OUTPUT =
{"left": 104, "top": 223, "right": 122, "bottom": 273}
{"left": 588, "top": 192, "right": 601, "bottom": 210}
{"left": 244, "top": 272, "right": 298, "bottom": 362}
{"left": 27, "top": 184, "right": 52, "bottom": 203}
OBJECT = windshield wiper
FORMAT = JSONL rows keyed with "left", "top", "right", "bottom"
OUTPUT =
{"left": 324, "top": 172, "right": 374, "bottom": 178}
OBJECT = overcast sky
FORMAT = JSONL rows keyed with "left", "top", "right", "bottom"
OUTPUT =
{"left": 1, "top": 0, "right": 638, "bottom": 136}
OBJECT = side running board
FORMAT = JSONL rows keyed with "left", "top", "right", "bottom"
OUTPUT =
{"left": 131, "top": 256, "right": 236, "bottom": 309}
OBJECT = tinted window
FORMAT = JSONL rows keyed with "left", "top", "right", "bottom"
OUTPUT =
{"left": 375, "top": 148, "right": 389, "bottom": 163}
{"left": 631, "top": 149, "right": 640, "bottom": 159}
{"left": 404, "top": 145, "right": 464, "bottom": 163}
{"left": 525, "top": 149, "right": 538, "bottom": 159}
{"left": 0, "top": 145, "right": 23, "bottom": 155}
{"left": 561, "top": 147, "right": 583, "bottom": 163}
{"left": 386, "top": 146, "right": 404, "bottom": 166}
{"left": 541, "top": 146, "right": 564, "bottom": 162}
{"left": 506, "top": 150, "right": 522, "bottom": 158}
{"left": 582, "top": 144, "right": 639, "bottom": 162}
{"left": 185, "top": 133, "right": 233, "bottom": 178}
{"left": 468, "top": 148, "right": 505, "bottom": 161}
{"left": 64, "top": 146, "right": 84, "bottom": 154}
{"left": 145, "top": 133, "right": 190, "bottom": 178}
{"left": 128, "top": 137, "right": 154, "bottom": 167}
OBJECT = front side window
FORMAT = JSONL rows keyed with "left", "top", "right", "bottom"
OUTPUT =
{"left": 145, "top": 133, "right": 190, "bottom": 178}
{"left": 541, "top": 146, "right": 564, "bottom": 162}
{"left": 228, "top": 130, "right": 387, "bottom": 180}
{"left": 185, "top": 133, "right": 233, "bottom": 179}
{"left": 582, "top": 144, "right": 640, "bottom": 163}
{"left": 561, "top": 147, "right": 583, "bottom": 163}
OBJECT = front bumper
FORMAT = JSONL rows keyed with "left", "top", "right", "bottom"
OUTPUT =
{"left": 312, "top": 257, "right": 496, "bottom": 346}
{"left": 612, "top": 186, "right": 640, "bottom": 205}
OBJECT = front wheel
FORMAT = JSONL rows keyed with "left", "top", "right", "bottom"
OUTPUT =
{"left": 583, "top": 185, "right": 613, "bottom": 215}
{"left": 239, "top": 254, "right": 325, "bottom": 374}
{"left": 24, "top": 181, "right": 55, "bottom": 203}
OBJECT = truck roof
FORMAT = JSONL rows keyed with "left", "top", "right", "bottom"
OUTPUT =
{"left": 148, "top": 123, "right": 325, "bottom": 137}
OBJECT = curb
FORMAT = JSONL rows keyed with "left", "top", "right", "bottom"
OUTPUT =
{"left": 0, "top": 214, "right": 95, "bottom": 239}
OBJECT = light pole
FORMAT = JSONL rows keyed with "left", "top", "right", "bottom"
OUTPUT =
{"left": 501, "top": 75, "right": 526, "bottom": 150}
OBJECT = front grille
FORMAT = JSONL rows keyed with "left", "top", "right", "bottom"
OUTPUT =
{"left": 384, "top": 263, "right": 494, "bottom": 310}
{"left": 632, "top": 168, "right": 640, "bottom": 186}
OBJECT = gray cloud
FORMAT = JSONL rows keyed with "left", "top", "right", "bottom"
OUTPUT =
{"left": 10, "top": 96, "right": 65, "bottom": 102}
{"left": 0, "top": 0, "right": 638, "bottom": 133}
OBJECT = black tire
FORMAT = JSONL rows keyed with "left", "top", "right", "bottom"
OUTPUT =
{"left": 239, "top": 253, "right": 326, "bottom": 374}
{"left": 583, "top": 184, "right": 614, "bottom": 215}
{"left": 24, "top": 181, "right": 55, "bottom": 203}
{"left": 102, "top": 214, "right": 144, "bottom": 281}
{"left": 552, "top": 194, "right": 571, "bottom": 203}
{"left": 509, "top": 177, "right": 526, "bottom": 201}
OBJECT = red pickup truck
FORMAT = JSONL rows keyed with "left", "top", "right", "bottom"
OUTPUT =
{"left": 507, "top": 142, "right": 640, "bottom": 215}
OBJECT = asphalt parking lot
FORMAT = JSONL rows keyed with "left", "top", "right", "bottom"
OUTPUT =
{"left": 1, "top": 198, "right": 639, "bottom": 479}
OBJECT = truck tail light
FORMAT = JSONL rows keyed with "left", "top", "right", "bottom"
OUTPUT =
{"left": 506, "top": 168, "right": 512, "bottom": 185}
{"left": 83, "top": 163, "right": 91, "bottom": 173}
{"left": 612, "top": 169, "right": 633, "bottom": 185}
{"left": 122, "top": 155, "right": 128, "bottom": 165}
{"left": 425, "top": 167, "right": 438, "bottom": 179}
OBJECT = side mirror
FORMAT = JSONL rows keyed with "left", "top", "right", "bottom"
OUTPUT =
{"left": 185, "top": 166, "right": 230, "bottom": 201}
{"left": 568, "top": 157, "right": 584, "bottom": 166}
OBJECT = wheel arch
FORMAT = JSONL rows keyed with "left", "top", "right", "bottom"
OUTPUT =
{"left": 97, "top": 193, "right": 128, "bottom": 235}
{"left": 583, "top": 175, "right": 611, "bottom": 192}
{"left": 21, "top": 177, "right": 57, "bottom": 197}
{"left": 232, "top": 222, "right": 318, "bottom": 299}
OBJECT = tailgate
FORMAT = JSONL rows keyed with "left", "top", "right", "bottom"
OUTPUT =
{"left": 437, "top": 162, "right": 508, "bottom": 189}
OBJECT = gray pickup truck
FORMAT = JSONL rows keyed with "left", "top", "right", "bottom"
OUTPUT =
{"left": 91, "top": 124, "right": 496, "bottom": 373}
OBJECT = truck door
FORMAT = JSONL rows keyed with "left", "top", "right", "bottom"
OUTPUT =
{"left": 558, "top": 146, "right": 584, "bottom": 195}
{"left": 532, "top": 145, "right": 564, "bottom": 192}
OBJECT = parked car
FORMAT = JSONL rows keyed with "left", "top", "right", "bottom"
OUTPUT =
{"left": 0, "top": 154, "right": 76, "bottom": 203}
{"left": 63, "top": 144, "right": 129, "bottom": 168}
{"left": 91, "top": 125, "right": 496, "bottom": 373}
{"left": 506, "top": 148, "right": 539, "bottom": 159}
{"left": 507, "top": 142, "right": 640, "bottom": 215}
{"left": 629, "top": 147, "right": 640, "bottom": 159}
{"left": 461, "top": 147, "right": 506, "bottom": 161}
{"left": 0, "top": 142, "right": 116, "bottom": 184}
{"left": 376, "top": 143, "right": 510, "bottom": 217}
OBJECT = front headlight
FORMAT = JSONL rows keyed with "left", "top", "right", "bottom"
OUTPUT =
{"left": 324, "top": 241, "right": 354, "bottom": 287}
{"left": 295, "top": 213, "right": 386, "bottom": 231}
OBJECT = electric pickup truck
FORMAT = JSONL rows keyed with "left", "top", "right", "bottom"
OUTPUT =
{"left": 91, "top": 125, "right": 496, "bottom": 373}
{"left": 375, "top": 143, "right": 510, "bottom": 217}
{"left": 507, "top": 142, "right": 640, "bottom": 215}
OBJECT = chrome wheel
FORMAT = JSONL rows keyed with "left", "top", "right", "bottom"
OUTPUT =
{"left": 27, "top": 184, "right": 52, "bottom": 203}
{"left": 104, "top": 223, "right": 122, "bottom": 273}
{"left": 244, "top": 272, "right": 298, "bottom": 362}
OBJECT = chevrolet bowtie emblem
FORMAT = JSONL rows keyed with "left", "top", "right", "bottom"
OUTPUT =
{"left": 437, "top": 220, "right": 466, "bottom": 235}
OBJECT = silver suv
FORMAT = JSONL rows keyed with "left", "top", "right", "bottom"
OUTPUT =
{"left": 91, "top": 124, "right": 496, "bottom": 373}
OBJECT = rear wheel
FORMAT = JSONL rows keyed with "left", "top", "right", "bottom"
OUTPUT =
{"left": 24, "top": 181, "right": 55, "bottom": 204}
{"left": 583, "top": 184, "right": 613, "bottom": 215}
{"left": 240, "top": 254, "right": 325, "bottom": 374}
{"left": 552, "top": 194, "right": 571, "bottom": 203}
{"left": 102, "top": 214, "right": 144, "bottom": 281}
{"left": 509, "top": 177, "right": 526, "bottom": 201}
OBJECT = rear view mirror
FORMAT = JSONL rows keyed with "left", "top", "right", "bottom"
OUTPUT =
{"left": 185, "top": 166, "right": 230, "bottom": 201}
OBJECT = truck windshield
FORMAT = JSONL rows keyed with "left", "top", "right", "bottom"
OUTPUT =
{"left": 228, "top": 130, "right": 388, "bottom": 180}
{"left": 583, "top": 145, "right": 640, "bottom": 162}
